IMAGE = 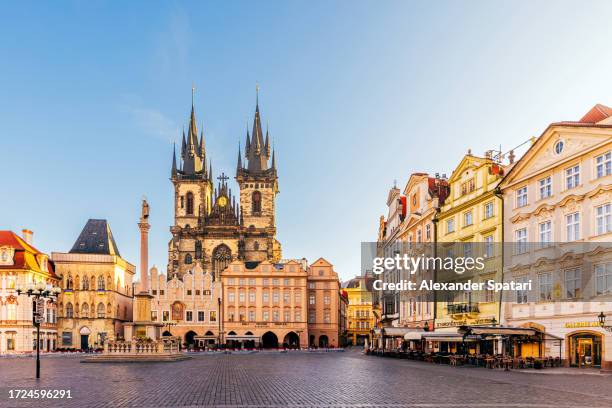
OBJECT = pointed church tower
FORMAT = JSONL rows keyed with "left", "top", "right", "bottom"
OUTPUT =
{"left": 235, "top": 86, "right": 281, "bottom": 262}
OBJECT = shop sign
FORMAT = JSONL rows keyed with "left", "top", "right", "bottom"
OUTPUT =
{"left": 564, "top": 321, "right": 599, "bottom": 328}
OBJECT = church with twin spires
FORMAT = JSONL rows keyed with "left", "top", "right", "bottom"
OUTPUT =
{"left": 167, "top": 92, "right": 282, "bottom": 281}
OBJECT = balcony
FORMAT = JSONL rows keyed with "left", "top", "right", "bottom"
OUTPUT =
{"left": 447, "top": 303, "right": 479, "bottom": 315}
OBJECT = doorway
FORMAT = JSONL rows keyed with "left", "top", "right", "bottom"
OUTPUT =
{"left": 569, "top": 332, "right": 602, "bottom": 367}
{"left": 80, "top": 334, "right": 89, "bottom": 350}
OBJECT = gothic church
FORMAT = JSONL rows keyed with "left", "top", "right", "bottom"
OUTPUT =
{"left": 167, "top": 93, "right": 282, "bottom": 280}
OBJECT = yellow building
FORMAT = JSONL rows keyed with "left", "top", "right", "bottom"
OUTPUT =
{"left": 344, "top": 275, "right": 376, "bottom": 346}
{"left": 434, "top": 151, "right": 507, "bottom": 350}
{"left": 52, "top": 219, "right": 135, "bottom": 350}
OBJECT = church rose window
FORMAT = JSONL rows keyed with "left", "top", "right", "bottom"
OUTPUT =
{"left": 252, "top": 191, "right": 262, "bottom": 214}
{"left": 213, "top": 245, "right": 232, "bottom": 277}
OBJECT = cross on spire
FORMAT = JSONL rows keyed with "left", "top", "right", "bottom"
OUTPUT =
{"left": 218, "top": 172, "right": 229, "bottom": 183}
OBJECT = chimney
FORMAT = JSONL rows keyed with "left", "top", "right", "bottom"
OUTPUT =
{"left": 508, "top": 150, "right": 515, "bottom": 164}
{"left": 22, "top": 229, "right": 33, "bottom": 244}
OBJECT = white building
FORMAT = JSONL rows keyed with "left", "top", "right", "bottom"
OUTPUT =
{"left": 501, "top": 104, "right": 612, "bottom": 370}
{"left": 0, "top": 230, "right": 59, "bottom": 354}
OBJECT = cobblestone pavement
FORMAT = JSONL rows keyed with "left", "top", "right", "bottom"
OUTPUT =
{"left": 1, "top": 350, "right": 611, "bottom": 408}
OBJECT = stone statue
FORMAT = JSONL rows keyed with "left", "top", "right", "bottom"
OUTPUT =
{"left": 141, "top": 199, "right": 150, "bottom": 220}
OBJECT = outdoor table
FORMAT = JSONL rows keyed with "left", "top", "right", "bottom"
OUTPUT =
{"left": 485, "top": 357, "right": 495, "bottom": 369}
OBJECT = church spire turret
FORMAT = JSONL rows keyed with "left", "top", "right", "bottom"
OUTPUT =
{"left": 244, "top": 85, "right": 270, "bottom": 173}
{"left": 171, "top": 142, "right": 177, "bottom": 177}
{"left": 237, "top": 142, "right": 242, "bottom": 173}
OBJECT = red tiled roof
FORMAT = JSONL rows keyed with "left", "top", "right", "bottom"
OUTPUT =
{"left": 579, "top": 104, "right": 612, "bottom": 123}
{"left": 0, "top": 230, "right": 57, "bottom": 277}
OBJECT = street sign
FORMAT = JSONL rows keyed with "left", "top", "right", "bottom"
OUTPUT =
{"left": 32, "top": 298, "right": 45, "bottom": 325}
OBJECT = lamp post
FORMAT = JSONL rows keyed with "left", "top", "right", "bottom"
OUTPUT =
{"left": 598, "top": 312, "right": 612, "bottom": 333}
{"left": 16, "top": 281, "right": 61, "bottom": 379}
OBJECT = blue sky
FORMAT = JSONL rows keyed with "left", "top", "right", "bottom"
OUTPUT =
{"left": 2, "top": 1, "right": 612, "bottom": 280}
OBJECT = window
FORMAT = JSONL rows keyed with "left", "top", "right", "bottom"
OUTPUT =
{"left": 186, "top": 311, "right": 193, "bottom": 321}
{"left": 539, "top": 176, "right": 552, "bottom": 199}
{"left": 426, "top": 224, "right": 431, "bottom": 240}
{"left": 185, "top": 254, "right": 193, "bottom": 265}
{"left": 239, "top": 292, "right": 245, "bottom": 303}
{"left": 187, "top": 290, "right": 192, "bottom": 296}
{"left": 283, "top": 278, "right": 289, "bottom": 286}
{"left": 65, "top": 303, "right": 74, "bottom": 318}
{"left": 516, "top": 186, "right": 528, "bottom": 208}
{"left": 516, "top": 228, "right": 527, "bottom": 254}
{"left": 516, "top": 276, "right": 529, "bottom": 304}
{"left": 263, "top": 278, "right": 269, "bottom": 286}
{"left": 249, "top": 278, "right": 256, "bottom": 285}
{"left": 295, "top": 311, "right": 301, "bottom": 322}
{"left": 446, "top": 219, "right": 455, "bottom": 234}
{"left": 82, "top": 277, "right": 89, "bottom": 290}
{"left": 252, "top": 191, "right": 262, "bottom": 214}
{"left": 463, "top": 242, "right": 473, "bottom": 258}
{"left": 566, "top": 165, "right": 580, "bottom": 189}
{"left": 97, "top": 303, "right": 105, "bottom": 318}
{"left": 248, "top": 310, "right": 255, "bottom": 321}
{"left": 186, "top": 192, "right": 194, "bottom": 215}
{"left": 324, "top": 295, "right": 331, "bottom": 305}
{"left": 228, "top": 278, "right": 235, "bottom": 285}
{"left": 284, "top": 310, "right": 290, "bottom": 321}
{"left": 308, "top": 282, "right": 315, "bottom": 289}
{"left": 262, "top": 292, "right": 269, "bottom": 303}
{"left": 196, "top": 311, "right": 205, "bottom": 322}
{"left": 62, "top": 332, "right": 72, "bottom": 347}
{"left": 273, "top": 311, "right": 279, "bottom": 322}
{"left": 539, "top": 221, "right": 552, "bottom": 247}
{"left": 596, "top": 204, "right": 612, "bottom": 235}
{"left": 162, "top": 311, "right": 169, "bottom": 321}
{"left": 228, "top": 292, "right": 235, "bottom": 302}
{"left": 324, "top": 311, "right": 331, "bottom": 323}
{"left": 416, "top": 229, "right": 422, "bottom": 243}
{"left": 554, "top": 140, "right": 564, "bottom": 154}
{"left": 596, "top": 152, "right": 612, "bottom": 178}
{"left": 263, "top": 311, "right": 269, "bottom": 321}
{"left": 209, "top": 311, "right": 216, "bottom": 322}
{"left": 295, "top": 293, "right": 301, "bottom": 303}
{"left": 283, "top": 293, "right": 290, "bottom": 303}
{"left": 538, "top": 273, "right": 552, "bottom": 301}
{"left": 272, "top": 278, "right": 279, "bottom": 286}
{"left": 273, "top": 292, "right": 279, "bottom": 303}
{"left": 249, "top": 292, "right": 256, "bottom": 302}
{"left": 97, "top": 275, "right": 105, "bottom": 290}
{"left": 160, "top": 290, "right": 164, "bottom": 295}
{"left": 595, "top": 263, "right": 612, "bottom": 295}
{"left": 308, "top": 310, "right": 315, "bottom": 323}
{"left": 564, "top": 268, "right": 581, "bottom": 299}
{"left": 484, "top": 202, "right": 494, "bottom": 219}
{"left": 151, "top": 311, "right": 158, "bottom": 321}
{"left": 566, "top": 212, "right": 580, "bottom": 241}
{"left": 460, "top": 178, "right": 475, "bottom": 196}
{"left": 309, "top": 294, "right": 316, "bottom": 305}
{"left": 464, "top": 211, "right": 473, "bottom": 226}
{"left": 484, "top": 235, "right": 494, "bottom": 258}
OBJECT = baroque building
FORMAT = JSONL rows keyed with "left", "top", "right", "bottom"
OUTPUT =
{"left": 500, "top": 104, "right": 612, "bottom": 369}
{"left": 0, "top": 230, "right": 59, "bottom": 354}
{"left": 344, "top": 273, "right": 376, "bottom": 346}
{"left": 167, "top": 94, "right": 280, "bottom": 282}
{"left": 52, "top": 219, "right": 135, "bottom": 350}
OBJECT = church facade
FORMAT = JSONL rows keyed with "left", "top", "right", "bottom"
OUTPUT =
{"left": 149, "top": 92, "right": 346, "bottom": 349}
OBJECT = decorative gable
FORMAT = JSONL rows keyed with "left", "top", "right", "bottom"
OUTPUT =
{"left": 0, "top": 246, "right": 14, "bottom": 266}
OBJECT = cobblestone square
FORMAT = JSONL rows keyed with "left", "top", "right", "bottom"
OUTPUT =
{"left": 1, "top": 351, "right": 611, "bottom": 408}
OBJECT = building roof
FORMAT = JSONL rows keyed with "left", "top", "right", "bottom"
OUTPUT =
{"left": 579, "top": 103, "right": 612, "bottom": 124}
{"left": 69, "top": 219, "right": 121, "bottom": 256}
{"left": 0, "top": 230, "right": 57, "bottom": 277}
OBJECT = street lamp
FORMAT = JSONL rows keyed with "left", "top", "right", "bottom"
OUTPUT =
{"left": 598, "top": 312, "right": 612, "bottom": 333}
{"left": 16, "top": 281, "right": 61, "bottom": 379}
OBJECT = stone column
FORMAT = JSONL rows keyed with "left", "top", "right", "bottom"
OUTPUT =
{"left": 138, "top": 199, "right": 151, "bottom": 293}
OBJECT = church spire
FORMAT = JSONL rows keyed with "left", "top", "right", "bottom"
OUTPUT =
{"left": 199, "top": 127, "right": 205, "bottom": 158}
{"left": 245, "top": 84, "right": 269, "bottom": 172}
{"left": 237, "top": 141, "right": 242, "bottom": 172}
{"left": 171, "top": 142, "right": 177, "bottom": 176}
{"left": 265, "top": 125, "right": 270, "bottom": 158}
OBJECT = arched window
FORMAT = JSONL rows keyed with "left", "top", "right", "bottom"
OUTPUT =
{"left": 66, "top": 303, "right": 74, "bottom": 318}
{"left": 82, "top": 303, "right": 89, "bottom": 318}
{"left": 186, "top": 192, "right": 194, "bottom": 215}
{"left": 185, "top": 254, "right": 193, "bottom": 264}
{"left": 97, "top": 303, "right": 105, "bottom": 318}
{"left": 97, "top": 276, "right": 105, "bottom": 290}
{"left": 212, "top": 245, "right": 232, "bottom": 279}
{"left": 82, "top": 276, "right": 89, "bottom": 290}
{"left": 252, "top": 191, "right": 262, "bottom": 214}
{"left": 66, "top": 274, "right": 73, "bottom": 290}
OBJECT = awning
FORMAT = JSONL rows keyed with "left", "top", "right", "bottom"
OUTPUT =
{"left": 465, "top": 327, "right": 536, "bottom": 336}
{"left": 422, "top": 333, "right": 479, "bottom": 342}
{"left": 225, "top": 335, "right": 259, "bottom": 341}
{"left": 382, "top": 327, "right": 418, "bottom": 337}
{"left": 404, "top": 332, "right": 424, "bottom": 341}
{"left": 194, "top": 336, "right": 217, "bottom": 340}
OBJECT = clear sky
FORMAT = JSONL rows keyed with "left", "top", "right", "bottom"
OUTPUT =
{"left": 2, "top": 1, "right": 612, "bottom": 281}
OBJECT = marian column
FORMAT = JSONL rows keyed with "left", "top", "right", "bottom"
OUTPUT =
{"left": 138, "top": 199, "right": 150, "bottom": 293}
